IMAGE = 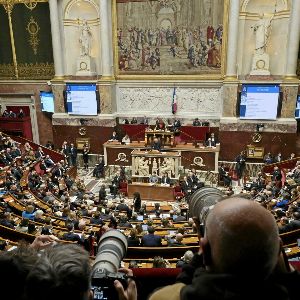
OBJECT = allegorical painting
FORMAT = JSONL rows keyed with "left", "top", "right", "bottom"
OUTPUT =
{"left": 116, "top": 0, "right": 224, "bottom": 75}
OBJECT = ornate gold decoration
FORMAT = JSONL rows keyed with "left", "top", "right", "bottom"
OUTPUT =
{"left": 252, "top": 133, "right": 262, "bottom": 143}
{"left": 26, "top": 16, "right": 40, "bottom": 55}
{"left": 0, "top": 64, "right": 15, "bottom": 78}
{"left": 115, "top": 153, "right": 128, "bottom": 162}
{"left": 24, "top": 0, "right": 37, "bottom": 10}
{"left": 79, "top": 127, "right": 87, "bottom": 136}
{"left": 2, "top": 0, "right": 19, "bottom": 78}
{"left": 191, "top": 156, "right": 205, "bottom": 167}
{"left": 18, "top": 62, "right": 54, "bottom": 79}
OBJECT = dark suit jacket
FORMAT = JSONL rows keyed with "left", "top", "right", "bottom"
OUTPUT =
{"left": 62, "top": 232, "right": 83, "bottom": 243}
{"left": 141, "top": 233, "right": 162, "bottom": 247}
{"left": 161, "top": 176, "right": 171, "bottom": 184}
{"left": 181, "top": 180, "right": 192, "bottom": 194}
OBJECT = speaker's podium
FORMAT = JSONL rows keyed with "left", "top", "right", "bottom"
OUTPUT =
{"left": 128, "top": 149, "right": 181, "bottom": 201}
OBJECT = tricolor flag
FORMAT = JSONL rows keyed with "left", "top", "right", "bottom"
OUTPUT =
{"left": 172, "top": 87, "right": 177, "bottom": 114}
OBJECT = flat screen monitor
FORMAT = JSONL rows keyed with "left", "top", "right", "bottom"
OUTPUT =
{"left": 295, "top": 95, "right": 300, "bottom": 119}
{"left": 239, "top": 84, "right": 280, "bottom": 120}
{"left": 40, "top": 91, "right": 54, "bottom": 113}
{"left": 66, "top": 84, "right": 97, "bottom": 116}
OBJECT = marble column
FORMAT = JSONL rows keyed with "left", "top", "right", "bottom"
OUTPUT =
{"left": 100, "top": 0, "right": 113, "bottom": 77}
{"left": 49, "top": 0, "right": 64, "bottom": 77}
{"left": 285, "top": 0, "right": 300, "bottom": 78}
{"left": 225, "top": 0, "right": 240, "bottom": 79}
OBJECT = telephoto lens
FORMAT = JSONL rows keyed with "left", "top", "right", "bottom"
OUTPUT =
{"left": 189, "top": 187, "right": 224, "bottom": 236}
{"left": 91, "top": 230, "right": 128, "bottom": 300}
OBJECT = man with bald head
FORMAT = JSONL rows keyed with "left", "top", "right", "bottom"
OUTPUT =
{"left": 149, "top": 197, "right": 299, "bottom": 300}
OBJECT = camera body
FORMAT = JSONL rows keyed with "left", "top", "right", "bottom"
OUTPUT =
{"left": 91, "top": 268, "right": 128, "bottom": 300}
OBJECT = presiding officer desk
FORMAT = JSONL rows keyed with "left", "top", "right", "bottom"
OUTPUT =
{"left": 128, "top": 182, "right": 175, "bottom": 201}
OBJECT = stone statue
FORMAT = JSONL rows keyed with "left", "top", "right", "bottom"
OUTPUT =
{"left": 138, "top": 157, "right": 149, "bottom": 176}
{"left": 250, "top": 13, "right": 274, "bottom": 76}
{"left": 251, "top": 13, "right": 273, "bottom": 55}
{"left": 79, "top": 19, "right": 91, "bottom": 57}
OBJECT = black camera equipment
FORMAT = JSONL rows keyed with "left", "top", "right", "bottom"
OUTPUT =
{"left": 91, "top": 230, "right": 128, "bottom": 300}
{"left": 189, "top": 187, "right": 224, "bottom": 236}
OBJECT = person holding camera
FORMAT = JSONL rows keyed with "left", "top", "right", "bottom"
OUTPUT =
{"left": 149, "top": 196, "right": 299, "bottom": 300}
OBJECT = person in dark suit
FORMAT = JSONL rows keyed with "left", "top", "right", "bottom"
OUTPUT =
{"left": 181, "top": 176, "right": 192, "bottom": 195}
{"left": 206, "top": 133, "right": 217, "bottom": 147}
{"left": 109, "top": 131, "right": 119, "bottom": 141}
{"left": 193, "top": 118, "right": 201, "bottom": 126}
{"left": 133, "top": 192, "right": 141, "bottom": 212}
{"left": 131, "top": 117, "right": 138, "bottom": 124}
{"left": 110, "top": 171, "right": 122, "bottom": 198}
{"left": 151, "top": 137, "right": 161, "bottom": 151}
{"left": 61, "top": 141, "right": 69, "bottom": 162}
{"left": 116, "top": 199, "right": 130, "bottom": 214}
{"left": 35, "top": 147, "right": 45, "bottom": 160}
{"left": 93, "top": 157, "right": 104, "bottom": 178}
{"left": 235, "top": 151, "right": 246, "bottom": 186}
{"left": 61, "top": 223, "right": 84, "bottom": 244}
{"left": 172, "top": 118, "right": 181, "bottom": 133}
{"left": 161, "top": 172, "right": 171, "bottom": 185}
{"left": 82, "top": 143, "right": 90, "bottom": 170}
{"left": 127, "top": 228, "right": 140, "bottom": 247}
{"left": 219, "top": 163, "right": 232, "bottom": 187}
{"left": 44, "top": 155, "right": 55, "bottom": 168}
{"left": 69, "top": 143, "right": 77, "bottom": 166}
{"left": 272, "top": 166, "right": 282, "bottom": 188}
{"left": 141, "top": 226, "right": 162, "bottom": 247}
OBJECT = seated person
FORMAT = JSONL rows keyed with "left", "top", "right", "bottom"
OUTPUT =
{"left": 161, "top": 172, "right": 171, "bottom": 185}
{"left": 181, "top": 176, "right": 192, "bottom": 195}
{"left": 109, "top": 131, "right": 119, "bottom": 142}
{"left": 140, "top": 115, "right": 149, "bottom": 125}
{"left": 219, "top": 163, "right": 232, "bottom": 187}
{"left": 264, "top": 152, "right": 273, "bottom": 164}
{"left": 193, "top": 117, "right": 201, "bottom": 126}
{"left": 172, "top": 118, "right": 181, "bottom": 133}
{"left": 155, "top": 118, "right": 165, "bottom": 131}
{"left": 122, "top": 134, "right": 131, "bottom": 145}
{"left": 123, "top": 118, "right": 129, "bottom": 124}
{"left": 131, "top": 117, "right": 138, "bottom": 124}
{"left": 141, "top": 226, "right": 162, "bottom": 247}
{"left": 92, "top": 157, "right": 104, "bottom": 178}
{"left": 149, "top": 171, "right": 159, "bottom": 184}
{"left": 151, "top": 137, "right": 161, "bottom": 151}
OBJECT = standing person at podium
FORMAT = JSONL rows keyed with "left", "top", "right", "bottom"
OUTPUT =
{"left": 151, "top": 137, "right": 161, "bottom": 152}
{"left": 109, "top": 131, "right": 119, "bottom": 142}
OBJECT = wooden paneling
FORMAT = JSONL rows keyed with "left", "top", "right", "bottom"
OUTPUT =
{"left": 219, "top": 131, "right": 297, "bottom": 161}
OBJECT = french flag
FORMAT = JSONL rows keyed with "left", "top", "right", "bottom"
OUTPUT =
{"left": 172, "top": 87, "right": 177, "bottom": 114}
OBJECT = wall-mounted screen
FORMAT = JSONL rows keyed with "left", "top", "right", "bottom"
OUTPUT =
{"left": 40, "top": 91, "right": 54, "bottom": 113}
{"left": 240, "top": 84, "right": 280, "bottom": 120}
{"left": 66, "top": 84, "right": 97, "bottom": 116}
{"left": 295, "top": 95, "right": 300, "bottom": 119}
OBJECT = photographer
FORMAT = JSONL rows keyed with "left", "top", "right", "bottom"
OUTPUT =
{"left": 149, "top": 196, "right": 299, "bottom": 300}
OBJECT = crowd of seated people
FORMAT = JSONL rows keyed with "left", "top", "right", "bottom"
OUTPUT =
{"left": 0, "top": 133, "right": 300, "bottom": 300}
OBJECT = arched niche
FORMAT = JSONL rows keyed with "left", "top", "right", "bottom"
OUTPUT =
{"left": 64, "top": 0, "right": 99, "bottom": 19}
{"left": 63, "top": 0, "right": 101, "bottom": 76}
{"left": 241, "top": 0, "right": 289, "bottom": 13}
